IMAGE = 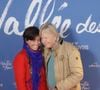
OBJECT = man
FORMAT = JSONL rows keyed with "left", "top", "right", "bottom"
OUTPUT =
{"left": 40, "top": 23, "right": 84, "bottom": 90}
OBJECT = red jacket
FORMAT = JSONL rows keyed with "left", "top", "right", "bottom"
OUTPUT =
{"left": 13, "top": 49, "right": 48, "bottom": 90}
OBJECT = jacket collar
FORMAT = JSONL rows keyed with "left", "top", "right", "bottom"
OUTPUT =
{"left": 45, "top": 37, "right": 63, "bottom": 64}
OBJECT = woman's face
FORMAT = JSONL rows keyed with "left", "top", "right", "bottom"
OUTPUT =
{"left": 41, "top": 31, "right": 56, "bottom": 48}
{"left": 26, "top": 36, "right": 40, "bottom": 51}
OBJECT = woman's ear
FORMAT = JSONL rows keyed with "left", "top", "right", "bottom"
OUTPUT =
{"left": 39, "top": 43, "right": 44, "bottom": 48}
{"left": 39, "top": 43, "right": 44, "bottom": 52}
{"left": 40, "top": 42, "right": 44, "bottom": 47}
{"left": 26, "top": 40, "right": 29, "bottom": 45}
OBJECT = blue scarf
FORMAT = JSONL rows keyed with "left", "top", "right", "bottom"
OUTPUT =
{"left": 23, "top": 42, "right": 43, "bottom": 90}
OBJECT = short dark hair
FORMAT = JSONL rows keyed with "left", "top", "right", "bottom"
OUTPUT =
{"left": 23, "top": 26, "right": 39, "bottom": 42}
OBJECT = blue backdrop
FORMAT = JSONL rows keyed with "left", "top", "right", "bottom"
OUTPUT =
{"left": 0, "top": 0, "right": 100, "bottom": 90}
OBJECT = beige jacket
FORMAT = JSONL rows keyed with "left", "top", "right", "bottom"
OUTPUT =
{"left": 43, "top": 41, "right": 83, "bottom": 90}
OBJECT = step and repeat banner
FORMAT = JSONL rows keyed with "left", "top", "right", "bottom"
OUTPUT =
{"left": 0, "top": 0, "right": 100, "bottom": 90}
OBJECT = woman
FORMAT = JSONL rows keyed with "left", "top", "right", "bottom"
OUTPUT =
{"left": 13, "top": 26, "right": 48, "bottom": 90}
{"left": 40, "top": 23, "right": 83, "bottom": 90}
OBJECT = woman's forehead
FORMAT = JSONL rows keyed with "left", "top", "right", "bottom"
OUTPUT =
{"left": 42, "top": 28, "right": 56, "bottom": 36}
{"left": 42, "top": 29, "right": 51, "bottom": 35}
